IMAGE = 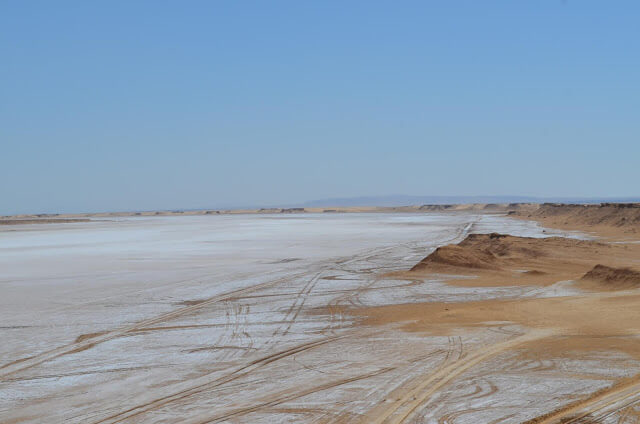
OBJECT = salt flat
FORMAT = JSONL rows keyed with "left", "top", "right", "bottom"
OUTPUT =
{"left": 1, "top": 213, "right": 635, "bottom": 423}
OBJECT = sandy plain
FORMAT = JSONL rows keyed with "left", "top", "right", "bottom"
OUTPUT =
{"left": 1, "top": 206, "right": 640, "bottom": 423}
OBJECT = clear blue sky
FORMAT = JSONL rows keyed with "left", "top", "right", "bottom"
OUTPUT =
{"left": 2, "top": 1, "right": 639, "bottom": 214}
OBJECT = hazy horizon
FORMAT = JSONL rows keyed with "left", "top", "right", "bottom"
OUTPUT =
{"left": 5, "top": 193, "right": 640, "bottom": 216}
{"left": 2, "top": 1, "right": 639, "bottom": 215}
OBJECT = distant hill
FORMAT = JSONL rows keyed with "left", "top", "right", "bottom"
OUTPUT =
{"left": 302, "top": 195, "right": 640, "bottom": 208}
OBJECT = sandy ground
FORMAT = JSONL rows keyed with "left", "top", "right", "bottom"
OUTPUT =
{"left": 1, "top": 211, "right": 639, "bottom": 423}
{"left": 512, "top": 203, "right": 640, "bottom": 241}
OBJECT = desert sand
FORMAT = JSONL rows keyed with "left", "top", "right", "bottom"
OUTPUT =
{"left": 1, "top": 206, "right": 640, "bottom": 423}
{"left": 512, "top": 202, "right": 640, "bottom": 240}
{"left": 349, "top": 206, "right": 640, "bottom": 423}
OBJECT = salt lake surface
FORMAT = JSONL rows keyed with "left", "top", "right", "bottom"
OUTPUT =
{"left": 0, "top": 213, "right": 615, "bottom": 423}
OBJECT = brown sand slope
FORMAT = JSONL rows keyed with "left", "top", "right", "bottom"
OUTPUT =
{"left": 579, "top": 264, "right": 640, "bottom": 290}
{"left": 402, "top": 233, "right": 636, "bottom": 287}
{"left": 514, "top": 202, "right": 640, "bottom": 238}
{"left": 412, "top": 233, "right": 599, "bottom": 271}
{"left": 371, "top": 234, "right": 640, "bottom": 333}
{"left": 410, "top": 242, "right": 499, "bottom": 270}
{"left": 346, "top": 232, "right": 640, "bottom": 422}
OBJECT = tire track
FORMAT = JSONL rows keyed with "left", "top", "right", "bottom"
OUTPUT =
{"left": 361, "top": 329, "right": 554, "bottom": 424}
{"left": 0, "top": 272, "right": 310, "bottom": 380}
{"left": 325, "top": 336, "right": 460, "bottom": 424}
{"left": 186, "top": 367, "right": 395, "bottom": 424}
{"left": 325, "top": 218, "right": 477, "bottom": 319}
{"left": 7, "top": 216, "right": 485, "bottom": 422}
{"left": 436, "top": 406, "right": 494, "bottom": 424}
{"left": 616, "top": 404, "right": 640, "bottom": 423}
{"left": 529, "top": 377, "right": 640, "bottom": 424}
{"left": 91, "top": 336, "right": 342, "bottom": 424}
{"left": 269, "top": 271, "right": 324, "bottom": 341}
{"left": 318, "top": 346, "right": 454, "bottom": 424}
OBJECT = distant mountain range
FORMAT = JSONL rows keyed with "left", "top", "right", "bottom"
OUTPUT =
{"left": 301, "top": 195, "right": 640, "bottom": 208}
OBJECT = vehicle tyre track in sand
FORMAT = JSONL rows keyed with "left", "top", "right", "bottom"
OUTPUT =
{"left": 186, "top": 367, "right": 395, "bottom": 424}
{"left": 316, "top": 336, "right": 461, "bottom": 424}
{"left": 327, "top": 219, "right": 477, "bottom": 318}
{"left": 319, "top": 344, "right": 456, "bottom": 424}
{"left": 0, "top": 272, "right": 311, "bottom": 380}
{"left": 362, "top": 329, "right": 555, "bottom": 424}
{"left": 4, "top": 217, "right": 486, "bottom": 422}
{"left": 91, "top": 336, "right": 343, "bottom": 424}
{"left": 217, "top": 303, "right": 253, "bottom": 361}
{"left": 528, "top": 376, "right": 640, "bottom": 424}
{"left": 268, "top": 271, "right": 324, "bottom": 343}
{"left": 616, "top": 403, "right": 640, "bottom": 423}
{"left": 436, "top": 406, "right": 494, "bottom": 424}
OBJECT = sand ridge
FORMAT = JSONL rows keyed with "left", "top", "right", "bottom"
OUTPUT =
{"left": 342, "top": 222, "right": 640, "bottom": 422}
{"left": 386, "top": 232, "right": 638, "bottom": 289}
{"left": 513, "top": 202, "right": 640, "bottom": 239}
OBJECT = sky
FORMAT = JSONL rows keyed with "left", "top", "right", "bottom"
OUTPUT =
{"left": 1, "top": 1, "right": 639, "bottom": 214}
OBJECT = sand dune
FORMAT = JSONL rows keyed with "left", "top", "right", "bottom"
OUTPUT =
{"left": 514, "top": 202, "right": 640, "bottom": 238}
{"left": 412, "top": 233, "right": 602, "bottom": 272}
{"left": 347, "top": 219, "right": 640, "bottom": 422}
{"left": 395, "top": 231, "right": 637, "bottom": 290}
{"left": 580, "top": 264, "right": 640, "bottom": 290}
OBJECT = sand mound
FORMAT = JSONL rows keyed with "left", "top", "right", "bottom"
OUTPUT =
{"left": 580, "top": 264, "right": 640, "bottom": 289}
{"left": 516, "top": 203, "right": 640, "bottom": 234}
{"left": 410, "top": 233, "right": 602, "bottom": 275}
{"left": 458, "top": 233, "right": 548, "bottom": 258}
{"left": 411, "top": 233, "right": 534, "bottom": 271}
{"left": 411, "top": 244, "right": 499, "bottom": 270}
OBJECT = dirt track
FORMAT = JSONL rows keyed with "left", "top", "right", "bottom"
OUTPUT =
{"left": 363, "top": 330, "right": 556, "bottom": 424}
